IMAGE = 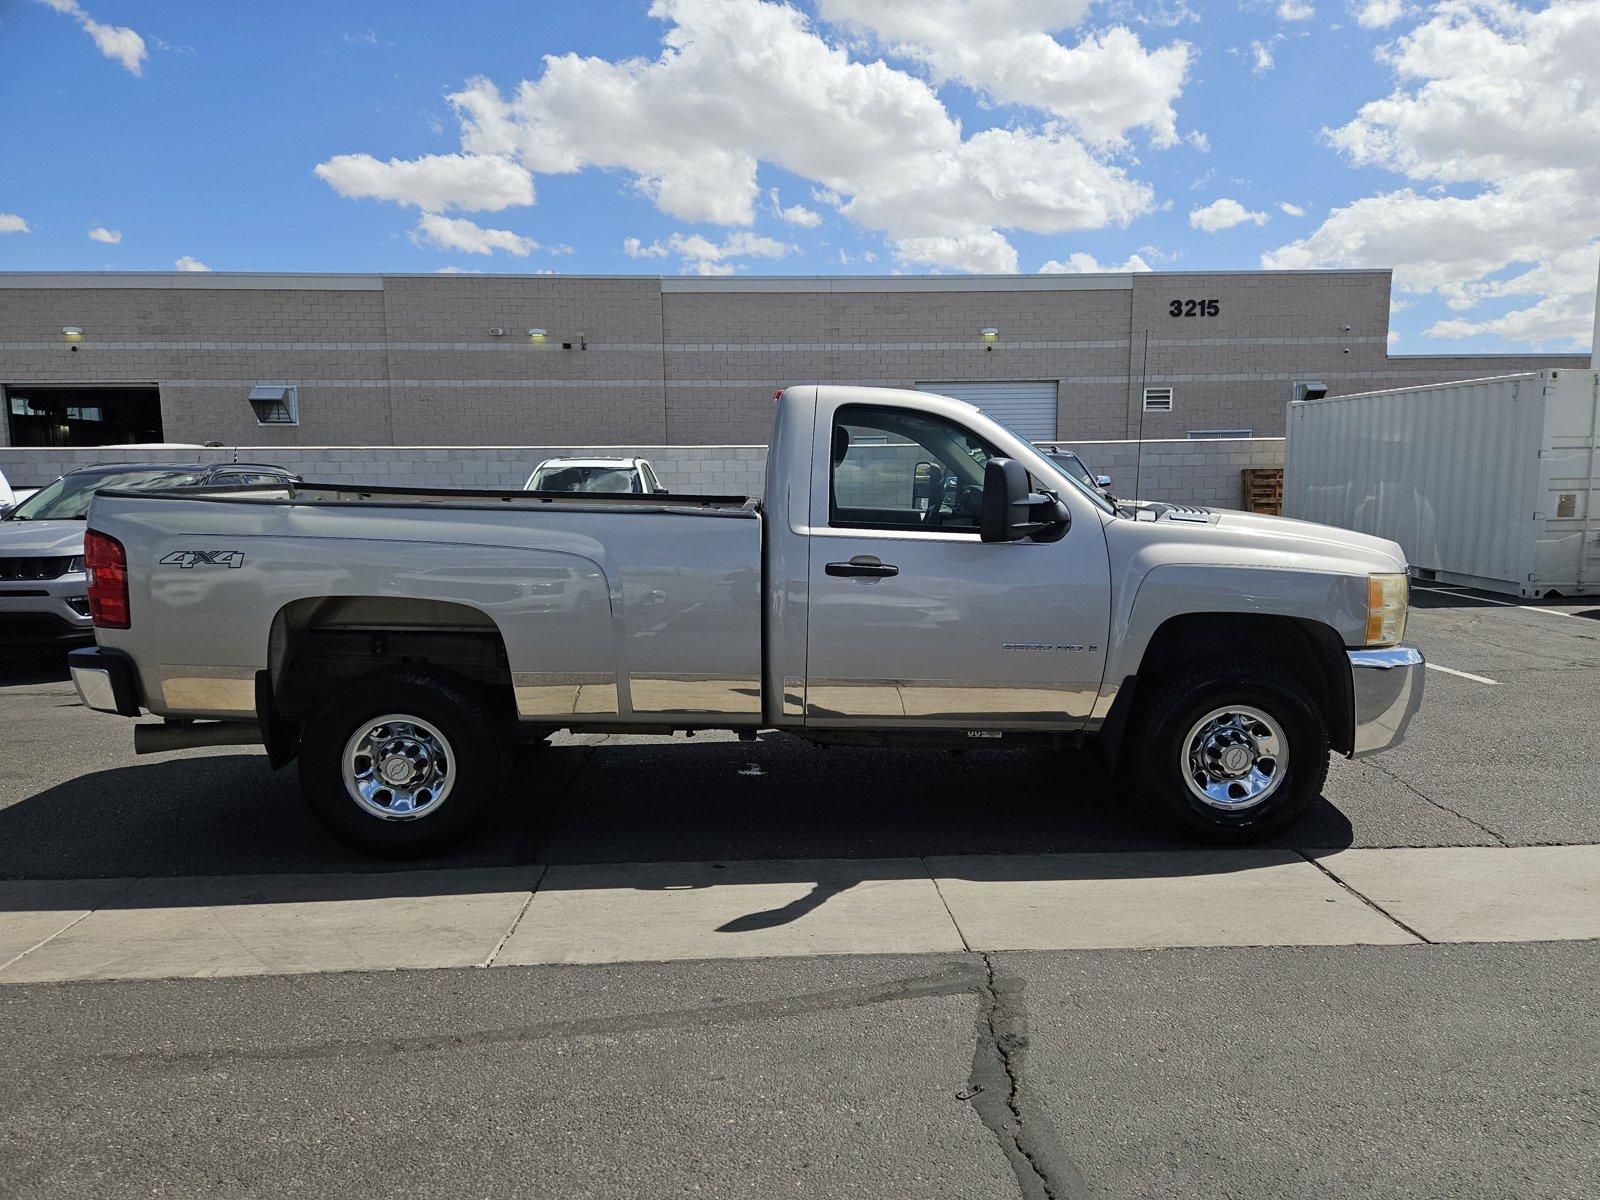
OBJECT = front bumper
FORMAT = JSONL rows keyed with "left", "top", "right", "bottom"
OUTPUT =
{"left": 69, "top": 646, "right": 143, "bottom": 716}
{"left": 0, "top": 571, "right": 94, "bottom": 644}
{"left": 1347, "top": 645, "right": 1424, "bottom": 757}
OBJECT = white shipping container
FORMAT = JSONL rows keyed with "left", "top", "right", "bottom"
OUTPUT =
{"left": 1284, "top": 370, "right": 1600, "bottom": 598}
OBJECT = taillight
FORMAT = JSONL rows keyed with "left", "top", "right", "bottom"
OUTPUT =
{"left": 84, "top": 529, "right": 130, "bottom": 629}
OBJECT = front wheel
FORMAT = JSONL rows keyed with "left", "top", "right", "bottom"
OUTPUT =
{"left": 298, "top": 669, "right": 510, "bottom": 858}
{"left": 1121, "top": 659, "right": 1329, "bottom": 842}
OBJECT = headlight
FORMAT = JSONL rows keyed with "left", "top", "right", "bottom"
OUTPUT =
{"left": 1365, "top": 572, "right": 1409, "bottom": 647}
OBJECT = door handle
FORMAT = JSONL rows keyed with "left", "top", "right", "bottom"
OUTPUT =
{"left": 826, "top": 556, "right": 899, "bottom": 578}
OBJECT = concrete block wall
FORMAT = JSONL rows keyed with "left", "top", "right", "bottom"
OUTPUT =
{"left": 0, "top": 438, "right": 1282, "bottom": 509}
{"left": 3, "top": 271, "right": 1582, "bottom": 455}
{"left": 1069, "top": 438, "right": 1285, "bottom": 508}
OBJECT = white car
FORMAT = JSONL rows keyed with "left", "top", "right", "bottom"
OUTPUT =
{"left": 524, "top": 457, "right": 666, "bottom": 495}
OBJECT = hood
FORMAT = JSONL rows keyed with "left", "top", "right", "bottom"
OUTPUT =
{"left": 1107, "top": 503, "right": 1407, "bottom": 577}
{"left": 1209, "top": 508, "right": 1407, "bottom": 570}
{"left": 0, "top": 520, "right": 87, "bottom": 556}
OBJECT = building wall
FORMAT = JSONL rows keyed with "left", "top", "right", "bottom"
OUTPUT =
{"left": 0, "top": 436, "right": 1286, "bottom": 511}
{"left": 0, "top": 270, "right": 1586, "bottom": 451}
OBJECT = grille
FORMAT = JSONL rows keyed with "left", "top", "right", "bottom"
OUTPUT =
{"left": 0, "top": 556, "right": 74, "bottom": 582}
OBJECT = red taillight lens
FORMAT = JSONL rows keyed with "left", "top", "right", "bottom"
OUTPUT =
{"left": 84, "top": 529, "right": 130, "bottom": 629}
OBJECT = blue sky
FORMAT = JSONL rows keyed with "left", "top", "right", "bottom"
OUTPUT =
{"left": 1, "top": 0, "right": 1595, "bottom": 353}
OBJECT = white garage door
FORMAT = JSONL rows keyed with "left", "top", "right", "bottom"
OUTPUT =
{"left": 915, "top": 381, "right": 1059, "bottom": 440}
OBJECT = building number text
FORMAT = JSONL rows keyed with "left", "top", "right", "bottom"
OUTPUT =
{"left": 1169, "top": 299, "right": 1220, "bottom": 317}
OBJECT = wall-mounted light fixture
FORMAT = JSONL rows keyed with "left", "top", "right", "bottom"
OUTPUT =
{"left": 980, "top": 326, "right": 999, "bottom": 352}
{"left": 489, "top": 327, "right": 507, "bottom": 338}
{"left": 62, "top": 326, "right": 84, "bottom": 342}
{"left": 528, "top": 327, "right": 548, "bottom": 343}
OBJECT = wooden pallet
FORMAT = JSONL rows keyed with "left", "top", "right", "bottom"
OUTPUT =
{"left": 1241, "top": 467, "right": 1284, "bottom": 515}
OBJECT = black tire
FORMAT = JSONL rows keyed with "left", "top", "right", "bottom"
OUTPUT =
{"left": 1121, "top": 658, "right": 1329, "bottom": 843}
{"left": 297, "top": 669, "right": 510, "bottom": 858}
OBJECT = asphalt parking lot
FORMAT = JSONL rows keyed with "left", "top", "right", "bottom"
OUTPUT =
{"left": 1, "top": 588, "right": 1597, "bottom": 1197}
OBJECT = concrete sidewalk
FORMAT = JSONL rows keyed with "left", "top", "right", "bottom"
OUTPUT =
{"left": 0, "top": 845, "right": 1595, "bottom": 984}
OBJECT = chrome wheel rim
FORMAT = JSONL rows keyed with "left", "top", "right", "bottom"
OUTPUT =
{"left": 1181, "top": 705, "right": 1288, "bottom": 811}
{"left": 341, "top": 714, "right": 455, "bottom": 821}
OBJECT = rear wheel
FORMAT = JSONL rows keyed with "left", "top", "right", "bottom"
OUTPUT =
{"left": 298, "top": 670, "right": 509, "bottom": 858}
{"left": 1122, "top": 659, "right": 1329, "bottom": 842}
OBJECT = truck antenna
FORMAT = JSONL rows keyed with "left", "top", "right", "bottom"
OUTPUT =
{"left": 1134, "top": 329, "right": 1150, "bottom": 500}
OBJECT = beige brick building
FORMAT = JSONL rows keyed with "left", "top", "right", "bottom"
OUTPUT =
{"left": 0, "top": 269, "right": 1584, "bottom": 450}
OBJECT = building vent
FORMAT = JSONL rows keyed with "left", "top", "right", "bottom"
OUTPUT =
{"left": 1188, "top": 428, "right": 1253, "bottom": 440}
{"left": 1142, "top": 387, "right": 1173, "bottom": 412}
{"left": 1293, "top": 379, "right": 1329, "bottom": 403}
{"left": 247, "top": 385, "right": 298, "bottom": 426}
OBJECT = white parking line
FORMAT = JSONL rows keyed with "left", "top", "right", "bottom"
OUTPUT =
{"left": 1412, "top": 584, "right": 1578, "bottom": 619}
{"left": 1425, "top": 662, "right": 1499, "bottom": 686}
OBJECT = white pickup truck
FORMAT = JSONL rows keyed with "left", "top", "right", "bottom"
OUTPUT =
{"left": 71, "top": 385, "right": 1423, "bottom": 856}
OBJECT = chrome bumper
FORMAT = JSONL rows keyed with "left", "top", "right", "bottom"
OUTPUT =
{"left": 69, "top": 646, "right": 142, "bottom": 716}
{"left": 1347, "top": 645, "right": 1424, "bottom": 757}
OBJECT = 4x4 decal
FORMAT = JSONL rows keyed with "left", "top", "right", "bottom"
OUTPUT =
{"left": 159, "top": 550, "right": 245, "bottom": 569}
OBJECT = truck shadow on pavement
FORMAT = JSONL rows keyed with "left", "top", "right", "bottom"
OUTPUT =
{"left": 0, "top": 733, "right": 1356, "bottom": 918}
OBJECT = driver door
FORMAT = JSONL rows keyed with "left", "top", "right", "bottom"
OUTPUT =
{"left": 804, "top": 401, "right": 1110, "bottom": 728}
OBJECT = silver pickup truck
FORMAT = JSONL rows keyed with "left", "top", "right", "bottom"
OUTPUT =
{"left": 71, "top": 385, "right": 1423, "bottom": 857}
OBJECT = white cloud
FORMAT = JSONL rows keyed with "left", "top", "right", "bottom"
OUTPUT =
{"left": 1355, "top": 0, "right": 1405, "bottom": 29}
{"left": 87, "top": 226, "right": 121, "bottom": 243}
{"left": 37, "top": 0, "right": 147, "bottom": 74}
{"left": 314, "top": 152, "right": 533, "bottom": 212}
{"left": 1039, "top": 251, "right": 1154, "bottom": 273}
{"left": 410, "top": 213, "right": 537, "bottom": 256}
{"left": 0, "top": 213, "right": 30, "bottom": 234}
{"left": 1185, "top": 130, "right": 1210, "bottom": 152}
{"left": 769, "top": 188, "right": 822, "bottom": 227}
{"left": 816, "top": 0, "right": 1192, "bottom": 148}
{"left": 434, "top": 265, "right": 483, "bottom": 274}
{"left": 1250, "top": 38, "right": 1277, "bottom": 73}
{"left": 427, "top": 0, "right": 1157, "bottom": 274}
{"left": 1277, "top": 201, "right": 1305, "bottom": 217}
{"left": 1387, "top": 328, "right": 1401, "bottom": 345}
{"left": 626, "top": 229, "right": 795, "bottom": 272}
{"left": 622, "top": 236, "right": 670, "bottom": 259}
{"left": 1189, "top": 198, "right": 1269, "bottom": 231}
{"left": 892, "top": 231, "right": 1019, "bottom": 273}
{"left": 1265, "top": 0, "right": 1600, "bottom": 346}
{"left": 174, "top": 255, "right": 209, "bottom": 271}
{"left": 1277, "top": 0, "right": 1315, "bottom": 20}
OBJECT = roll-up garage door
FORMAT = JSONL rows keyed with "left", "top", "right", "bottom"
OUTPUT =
{"left": 915, "top": 381, "right": 1058, "bottom": 440}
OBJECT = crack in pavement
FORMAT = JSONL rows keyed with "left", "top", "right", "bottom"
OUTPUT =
{"left": 1296, "top": 852, "right": 1434, "bottom": 945}
{"left": 1359, "top": 756, "right": 1510, "bottom": 846}
{"left": 967, "top": 953, "right": 1087, "bottom": 1200}
{"left": 110, "top": 961, "right": 990, "bottom": 1070}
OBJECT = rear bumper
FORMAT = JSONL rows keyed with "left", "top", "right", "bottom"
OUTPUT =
{"left": 1347, "top": 645, "right": 1424, "bottom": 758}
{"left": 69, "top": 646, "right": 143, "bottom": 716}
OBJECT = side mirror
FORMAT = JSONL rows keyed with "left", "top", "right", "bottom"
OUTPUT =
{"left": 912, "top": 461, "right": 936, "bottom": 510}
{"left": 981, "top": 458, "right": 1067, "bottom": 542}
{"left": 1095, "top": 474, "right": 1113, "bottom": 489}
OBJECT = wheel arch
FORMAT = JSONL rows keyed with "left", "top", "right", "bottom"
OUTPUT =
{"left": 1098, "top": 611, "right": 1354, "bottom": 769}
{"left": 263, "top": 597, "right": 518, "bottom": 763}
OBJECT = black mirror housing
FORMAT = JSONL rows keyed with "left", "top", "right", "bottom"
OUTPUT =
{"left": 980, "top": 458, "right": 1067, "bottom": 542}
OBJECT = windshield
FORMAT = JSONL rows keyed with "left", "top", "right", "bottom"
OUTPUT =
{"left": 976, "top": 413, "right": 1117, "bottom": 516}
{"left": 7, "top": 468, "right": 205, "bottom": 521}
{"left": 530, "top": 466, "right": 642, "bottom": 493}
{"left": 1045, "top": 452, "right": 1096, "bottom": 490}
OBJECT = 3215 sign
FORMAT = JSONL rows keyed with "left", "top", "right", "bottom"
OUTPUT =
{"left": 1169, "top": 298, "right": 1220, "bottom": 317}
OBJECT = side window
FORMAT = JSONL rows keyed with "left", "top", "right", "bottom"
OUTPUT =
{"left": 829, "top": 404, "right": 999, "bottom": 532}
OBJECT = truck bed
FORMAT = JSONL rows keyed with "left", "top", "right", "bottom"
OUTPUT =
{"left": 86, "top": 480, "right": 765, "bottom": 726}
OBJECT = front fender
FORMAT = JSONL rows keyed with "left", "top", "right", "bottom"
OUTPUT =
{"left": 1093, "top": 562, "right": 1370, "bottom": 722}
